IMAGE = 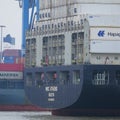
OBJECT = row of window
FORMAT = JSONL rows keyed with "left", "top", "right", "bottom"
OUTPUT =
{"left": 42, "top": 35, "right": 65, "bottom": 45}
{"left": 92, "top": 70, "right": 120, "bottom": 85}
{"left": 39, "top": 12, "right": 51, "bottom": 19}
{"left": 26, "top": 70, "right": 80, "bottom": 87}
{"left": 26, "top": 32, "right": 84, "bottom": 66}
{"left": 25, "top": 69, "right": 120, "bottom": 87}
{"left": 39, "top": 8, "right": 77, "bottom": 19}
{"left": 42, "top": 35, "right": 65, "bottom": 65}
{"left": 96, "top": 56, "right": 119, "bottom": 60}
{"left": 0, "top": 81, "right": 24, "bottom": 89}
{"left": 72, "top": 32, "right": 84, "bottom": 40}
{"left": 26, "top": 38, "right": 36, "bottom": 45}
{"left": 42, "top": 33, "right": 84, "bottom": 46}
{"left": 34, "top": 19, "right": 84, "bottom": 32}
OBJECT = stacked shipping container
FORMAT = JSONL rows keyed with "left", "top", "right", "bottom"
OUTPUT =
{"left": 2, "top": 49, "right": 24, "bottom": 64}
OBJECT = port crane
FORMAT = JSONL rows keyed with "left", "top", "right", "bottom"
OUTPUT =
{"left": 16, "top": 0, "right": 39, "bottom": 51}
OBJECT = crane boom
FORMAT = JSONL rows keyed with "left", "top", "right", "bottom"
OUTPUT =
{"left": 16, "top": 0, "right": 39, "bottom": 52}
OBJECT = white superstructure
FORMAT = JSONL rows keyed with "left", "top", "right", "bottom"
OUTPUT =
{"left": 39, "top": 0, "right": 120, "bottom": 19}
{"left": 25, "top": 1, "right": 120, "bottom": 67}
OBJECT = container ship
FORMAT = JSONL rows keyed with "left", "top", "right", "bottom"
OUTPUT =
{"left": 24, "top": 0, "right": 120, "bottom": 115}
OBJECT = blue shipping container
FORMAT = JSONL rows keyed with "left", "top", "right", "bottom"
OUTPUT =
{"left": 3, "top": 56, "right": 15, "bottom": 64}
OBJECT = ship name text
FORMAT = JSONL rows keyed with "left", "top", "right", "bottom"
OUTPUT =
{"left": 45, "top": 86, "right": 58, "bottom": 92}
{"left": 45, "top": 86, "right": 58, "bottom": 102}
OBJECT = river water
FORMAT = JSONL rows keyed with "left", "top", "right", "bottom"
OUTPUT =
{"left": 0, "top": 111, "right": 120, "bottom": 120}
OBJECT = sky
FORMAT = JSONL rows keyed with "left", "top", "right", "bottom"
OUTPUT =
{"left": 0, "top": 0, "right": 22, "bottom": 49}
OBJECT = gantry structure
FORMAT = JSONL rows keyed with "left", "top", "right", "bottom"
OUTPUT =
{"left": 16, "top": 0, "right": 39, "bottom": 50}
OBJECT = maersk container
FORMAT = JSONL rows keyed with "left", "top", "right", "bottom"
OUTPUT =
{"left": 0, "top": 63, "right": 24, "bottom": 71}
{"left": 0, "top": 63, "right": 25, "bottom": 106}
{"left": 0, "top": 71, "right": 23, "bottom": 80}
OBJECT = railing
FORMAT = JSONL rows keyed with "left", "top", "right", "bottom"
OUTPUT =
{"left": 26, "top": 24, "right": 84, "bottom": 37}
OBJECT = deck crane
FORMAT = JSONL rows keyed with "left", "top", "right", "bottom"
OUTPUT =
{"left": 16, "top": 0, "right": 39, "bottom": 54}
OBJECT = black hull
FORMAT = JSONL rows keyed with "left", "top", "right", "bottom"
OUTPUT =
{"left": 52, "top": 108, "right": 120, "bottom": 116}
{"left": 24, "top": 65, "right": 120, "bottom": 112}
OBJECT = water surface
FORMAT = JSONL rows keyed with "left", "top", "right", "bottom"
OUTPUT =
{"left": 0, "top": 111, "right": 120, "bottom": 120}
